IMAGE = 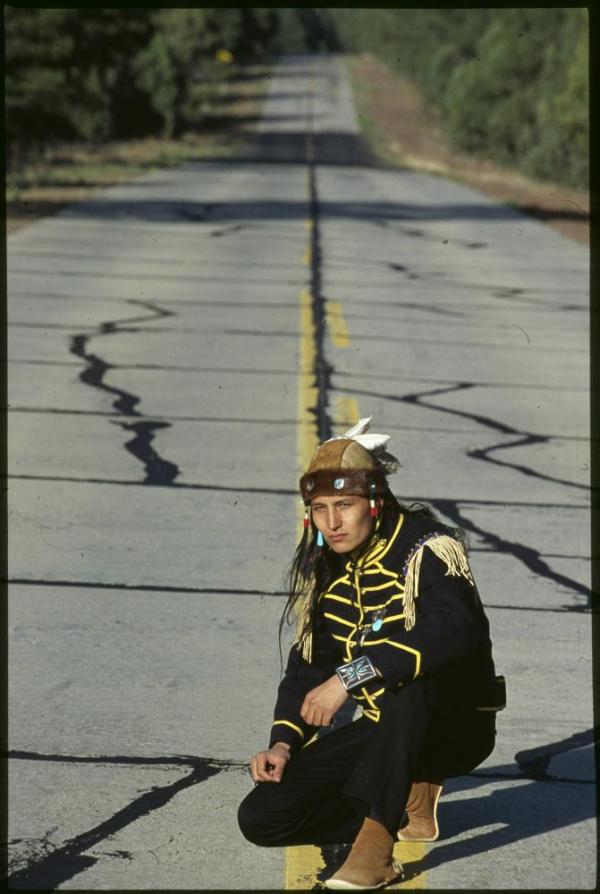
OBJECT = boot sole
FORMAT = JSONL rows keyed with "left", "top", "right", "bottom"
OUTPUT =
{"left": 397, "top": 831, "right": 439, "bottom": 842}
{"left": 325, "top": 876, "right": 400, "bottom": 891}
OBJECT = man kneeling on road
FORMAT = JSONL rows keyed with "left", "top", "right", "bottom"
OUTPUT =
{"left": 238, "top": 418, "right": 505, "bottom": 890}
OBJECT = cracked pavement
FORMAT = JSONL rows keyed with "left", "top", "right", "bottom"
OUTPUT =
{"left": 7, "top": 54, "right": 594, "bottom": 889}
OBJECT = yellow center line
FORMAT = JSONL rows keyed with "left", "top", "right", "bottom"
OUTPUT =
{"left": 334, "top": 395, "right": 360, "bottom": 430}
{"left": 285, "top": 118, "right": 428, "bottom": 892}
{"left": 284, "top": 217, "right": 323, "bottom": 889}
{"left": 297, "top": 286, "right": 318, "bottom": 483}
{"left": 392, "top": 841, "right": 427, "bottom": 888}
{"left": 327, "top": 301, "right": 350, "bottom": 347}
{"left": 298, "top": 183, "right": 318, "bottom": 489}
{"left": 285, "top": 843, "right": 325, "bottom": 890}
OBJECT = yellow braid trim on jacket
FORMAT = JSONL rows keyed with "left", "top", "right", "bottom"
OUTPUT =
{"left": 294, "top": 534, "right": 473, "bottom": 660}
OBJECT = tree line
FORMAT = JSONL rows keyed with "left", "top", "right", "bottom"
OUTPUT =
{"left": 5, "top": 6, "right": 343, "bottom": 148}
{"left": 328, "top": 7, "right": 588, "bottom": 189}
{"left": 5, "top": 7, "right": 587, "bottom": 189}
{"left": 5, "top": 7, "right": 282, "bottom": 145}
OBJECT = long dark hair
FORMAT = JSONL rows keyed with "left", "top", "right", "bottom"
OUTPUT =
{"left": 278, "top": 488, "right": 465, "bottom": 660}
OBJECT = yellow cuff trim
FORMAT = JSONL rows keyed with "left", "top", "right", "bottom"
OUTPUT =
{"left": 272, "top": 720, "right": 305, "bottom": 739}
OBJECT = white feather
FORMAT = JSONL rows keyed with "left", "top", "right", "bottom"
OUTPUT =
{"left": 320, "top": 415, "right": 400, "bottom": 468}
{"left": 341, "top": 415, "right": 372, "bottom": 439}
{"left": 353, "top": 432, "right": 390, "bottom": 451}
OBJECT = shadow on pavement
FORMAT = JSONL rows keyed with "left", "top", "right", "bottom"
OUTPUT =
{"left": 6, "top": 750, "right": 241, "bottom": 890}
{"left": 401, "top": 728, "right": 597, "bottom": 881}
{"left": 217, "top": 90, "right": 311, "bottom": 105}
{"left": 52, "top": 127, "right": 578, "bottom": 226}
{"left": 517, "top": 204, "right": 590, "bottom": 223}
{"left": 251, "top": 130, "right": 375, "bottom": 166}
{"left": 60, "top": 193, "right": 534, "bottom": 225}
{"left": 10, "top": 113, "right": 588, "bottom": 229}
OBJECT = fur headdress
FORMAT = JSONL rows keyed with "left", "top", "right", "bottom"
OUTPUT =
{"left": 299, "top": 415, "right": 400, "bottom": 502}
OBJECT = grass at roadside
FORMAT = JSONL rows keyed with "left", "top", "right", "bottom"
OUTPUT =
{"left": 6, "top": 63, "right": 270, "bottom": 235}
{"left": 346, "top": 53, "right": 589, "bottom": 245}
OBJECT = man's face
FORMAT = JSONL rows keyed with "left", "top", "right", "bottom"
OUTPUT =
{"left": 310, "top": 493, "right": 377, "bottom": 554}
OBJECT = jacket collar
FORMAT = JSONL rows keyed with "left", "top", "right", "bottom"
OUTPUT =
{"left": 344, "top": 511, "right": 405, "bottom": 573}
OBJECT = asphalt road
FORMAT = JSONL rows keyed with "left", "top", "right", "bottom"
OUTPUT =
{"left": 7, "top": 54, "right": 595, "bottom": 890}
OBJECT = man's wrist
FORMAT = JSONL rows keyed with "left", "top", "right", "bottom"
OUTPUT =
{"left": 271, "top": 741, "right": 291, "bottom": 752}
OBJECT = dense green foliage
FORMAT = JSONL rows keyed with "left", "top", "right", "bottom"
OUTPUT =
{"left": 5, "top": 7, "right": 280, "bottom": 144}
{"left": 5, "top": 7, "right": 588, "bottom": 188}
{"left": 330, "top": 7, "right": 588, "bottom": 188}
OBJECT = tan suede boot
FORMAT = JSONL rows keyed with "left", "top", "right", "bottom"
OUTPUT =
{"left": 397, "top": 781, "right": 444, "bottom": 842}
{"left": 325, "top": 817, "right": 403, "bottom": 891}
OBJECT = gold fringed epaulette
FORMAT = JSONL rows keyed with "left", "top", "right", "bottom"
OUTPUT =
{"left": 293, "top": 589, "right": 314, "bottom": 663}
{"left": 403, "top": 534, "right": 474, "bottom": 632}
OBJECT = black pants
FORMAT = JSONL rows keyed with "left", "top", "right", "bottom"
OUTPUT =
{"left": 238, "top": 678, "right": 495, "bottom": 847}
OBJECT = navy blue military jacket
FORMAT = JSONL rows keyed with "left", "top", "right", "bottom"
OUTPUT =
{"left": 269, "top": 511, "right": 497, "bottom": 752}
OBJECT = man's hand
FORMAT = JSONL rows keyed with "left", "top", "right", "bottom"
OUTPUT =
{"left": 249, "top": 742, "right": 291, "bottom": 783}
{"left": 300, "top": 674, "right": 350, "bottom": 726}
